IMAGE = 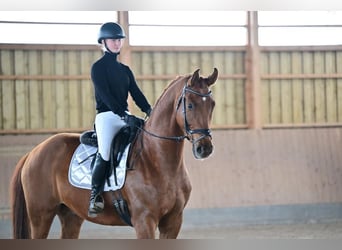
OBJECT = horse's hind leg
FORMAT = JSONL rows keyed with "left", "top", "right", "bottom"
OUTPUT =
{"left": 57, "top": 204, "right": 84, "bottom": 239}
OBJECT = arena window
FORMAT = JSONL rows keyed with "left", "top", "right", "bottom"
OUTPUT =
{"left": 1, "top": 11, "right": 341, "bottom": 46}
{"left": 258, "top": 11, "right": 342, "bottom": 46}
{"left": 128, "top": 11, "right": 247, "bottom": 46}
{"left": 0, "top": 11, "right": 118, "bottom": 44}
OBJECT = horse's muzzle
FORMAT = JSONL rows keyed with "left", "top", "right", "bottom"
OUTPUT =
{"left": 192, "top": 138, "right": 213, "bottom": 159}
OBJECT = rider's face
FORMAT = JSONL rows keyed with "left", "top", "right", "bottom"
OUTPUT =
{"left": 104, "top": 38, "right": 123, "bottom": 53}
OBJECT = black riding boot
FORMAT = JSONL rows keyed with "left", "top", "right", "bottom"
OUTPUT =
{"left": 88, "top": 153, "right": 109, "bottom": 218}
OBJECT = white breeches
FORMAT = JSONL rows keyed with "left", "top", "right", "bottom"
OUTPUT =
{"left": 95, "top": 111, "right": 126, "bottom": 161}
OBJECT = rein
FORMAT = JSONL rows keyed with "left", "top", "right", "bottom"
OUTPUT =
{"left": 139, "top": 80, "right": 212, "bottom": 143}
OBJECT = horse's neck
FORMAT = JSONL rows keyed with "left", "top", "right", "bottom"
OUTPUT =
{"left": 147, "top": 80, "right": 184, "bottom": 138}
{"left": 146, "top": 108, "right": 180, "bottom": 137}
{"left": 141, "top": 81, "right": 185, "bottom": 163}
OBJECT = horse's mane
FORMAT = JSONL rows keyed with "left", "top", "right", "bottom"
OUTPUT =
{"left": 153, "top": 74, "right": 191, "bottom": 109}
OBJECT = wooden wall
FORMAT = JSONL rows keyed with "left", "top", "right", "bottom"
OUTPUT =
{"left": 185, "top": 128, "right": 342, "bottom": 209}
{"left": 0, "top": 46, "right": 248, "bottom": 132}
{"left": 1, "top": 128, "right": 342, "bottom": 218}
{"left": 261, "top": 50, "right": 342, "bottom": 125}
{"left": 0, "top": 47, "right": 100, "bottom": 132}
{"left": 1, "top": 46, "right": 342, "bottom": 133}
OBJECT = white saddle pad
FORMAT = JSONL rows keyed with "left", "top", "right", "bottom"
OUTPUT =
{"left": 68, "top": 143, "right": 129, "bottom": 192}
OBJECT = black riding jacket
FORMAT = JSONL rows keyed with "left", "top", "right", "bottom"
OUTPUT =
{"left": 91, "top": 52, "right": 151, "bottom": 117}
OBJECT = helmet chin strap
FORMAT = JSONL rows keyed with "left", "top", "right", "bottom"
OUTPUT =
{"left": 104, "top": 40, "right": 120, "bottom": 55}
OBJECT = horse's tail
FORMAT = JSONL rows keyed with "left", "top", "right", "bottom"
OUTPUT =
{"left": 10, "top": 153, "right": 30, "bottom": 239}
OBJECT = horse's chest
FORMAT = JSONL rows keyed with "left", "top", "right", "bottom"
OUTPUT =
{"left": 161, "top": 174, "right": 191, "bottom": 202}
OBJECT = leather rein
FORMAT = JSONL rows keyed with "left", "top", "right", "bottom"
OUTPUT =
{"left": 139, "top": 80, "right": 213, "bottom": 144}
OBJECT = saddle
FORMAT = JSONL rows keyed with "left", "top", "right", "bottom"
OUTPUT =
{"left": 80, "top": 114, "right": 144, "bottom": 175}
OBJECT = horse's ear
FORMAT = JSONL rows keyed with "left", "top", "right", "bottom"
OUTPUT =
{"left": 207, "top": 68, "right": 218, "bottom": 86}
{"left": 189, "top": 69, "right": 201, "bottom": 87}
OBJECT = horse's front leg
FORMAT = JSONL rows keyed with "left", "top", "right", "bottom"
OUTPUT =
{"left": 132, "top": 215, "right": 158, "bottom": 239}
{"left": 158, "top": 212, "right": 183, "bottom": 239}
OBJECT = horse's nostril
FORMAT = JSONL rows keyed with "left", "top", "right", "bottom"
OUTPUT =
{"left": 196, "top": 146, "right": 204, "bottom": 155}
{"left": 194, "top": 143, "right": 213, "bottom": 159}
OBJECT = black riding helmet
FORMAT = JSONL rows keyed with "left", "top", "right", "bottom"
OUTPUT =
{"left": 97, "top": 22, "right": 126, "bottom": 44}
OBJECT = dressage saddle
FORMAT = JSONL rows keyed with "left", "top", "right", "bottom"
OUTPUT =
{"left": 80, "top": 114, "right": 144, "bottom": 174}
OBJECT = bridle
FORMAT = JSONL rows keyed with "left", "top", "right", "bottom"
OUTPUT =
{"left": 139, "top": 80, "right": 213, "bottom": 144}
{"left": 177, "top": 83, "right": 213, "bottom": 144}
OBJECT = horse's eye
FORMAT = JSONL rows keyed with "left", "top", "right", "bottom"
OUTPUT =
{"left": 188, "top": 103, "right": 193, "bottom": 109}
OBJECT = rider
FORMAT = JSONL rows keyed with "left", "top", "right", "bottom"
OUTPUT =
{"left": 88, "top": 22, "right": 152, "bottom": 217}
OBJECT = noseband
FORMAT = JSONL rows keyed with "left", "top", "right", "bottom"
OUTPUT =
{"left": 140, "top": 80, "right": 213, "bottom": 144}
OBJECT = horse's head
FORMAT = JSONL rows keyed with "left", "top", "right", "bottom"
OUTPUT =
{"left": 176, "top": 68, "right": 218, "bottom": 159}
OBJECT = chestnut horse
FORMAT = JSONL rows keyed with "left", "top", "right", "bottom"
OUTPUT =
{"left": 10, "top": 68, "right": 218, "bottom": 239}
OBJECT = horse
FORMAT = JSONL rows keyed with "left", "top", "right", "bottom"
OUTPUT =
{"left": 10, "top": 68, "right": 218, "bottom": 239}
